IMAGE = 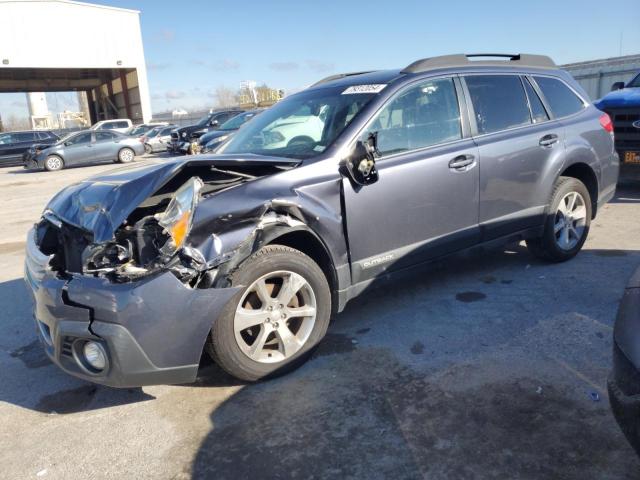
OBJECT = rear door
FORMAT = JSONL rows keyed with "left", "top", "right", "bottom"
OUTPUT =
{"left": 343, "top": 76, "right": 480, "bottom": 283}
{"left": 94, "top": 131, "right": 118, "bottom": 160}
{"left": 12, "top": 132, "right": 38, "bottom": 156}
{"left": 462, "top": 74, "right": 563, "bottom": 240}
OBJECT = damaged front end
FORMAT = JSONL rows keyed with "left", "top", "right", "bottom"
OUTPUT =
{"left": 36, "top": 156, "right": 302, "bottom": 288}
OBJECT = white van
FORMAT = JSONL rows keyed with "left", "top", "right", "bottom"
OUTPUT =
{"left": 90, "top": 119, "right": 133, "bottom": 133}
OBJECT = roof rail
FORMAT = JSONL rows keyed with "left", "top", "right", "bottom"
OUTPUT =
{"left": 310, "top": 71, "right": 375, "bottom": 87}
{"left": 401, "top": 53, "right": 556, "bottom": 74}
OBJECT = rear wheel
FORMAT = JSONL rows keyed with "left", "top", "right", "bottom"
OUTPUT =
{"left": 207, "top": 245, "right": 331, "bottom": 381}
{"left": 44, "top": 155, "right": 64, "bottom": 171}
{"left": 144, "top": 143, "right": 152, "bottom": 154}
{"left": 117, "top": 147, "right": 135, "bottom": 163}
{"left": 526, "top": 176, "right": 591, "bottom": 262}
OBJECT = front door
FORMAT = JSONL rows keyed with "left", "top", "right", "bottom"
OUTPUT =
{"left": 63, "top": 131, "right": 94, "bottom": 165}
{"left": 463, "top": 74, "right": 564, "bottom": 240}
{"left": 343, "top": 76, "right": 480, "bottom": 284}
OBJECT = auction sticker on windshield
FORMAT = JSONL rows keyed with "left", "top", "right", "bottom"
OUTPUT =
{"left": 342, "top": 84, "right": 386, "bottom": 94}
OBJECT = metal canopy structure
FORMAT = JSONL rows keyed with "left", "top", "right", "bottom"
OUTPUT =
{"left": 0, "top": 0, "right": 151, "bottom": 124}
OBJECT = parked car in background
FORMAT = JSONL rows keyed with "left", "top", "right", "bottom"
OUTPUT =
{"left": 141, "top": 124, "right": 176, "bottom": 153}
{"left": 0, "top": 130, "right": 59, "bottom": 167}
{"left": 126, "top": 123, "right": 168, "bottom": 138}
{"left": 595, "top": 72, "right": 640, "bottom": 167}
{"left": 168, "top": 109, "right": 244, "bottom": 154}
{"left": 90, "top": 119, "right": 133, "bottom": 133}
{"left": 23, "top": 129, "right": 144, "bottom": 171}
{"left": 609, "top": 267, "right": 640, "bottom": 457}
{"left": 199, "top": 109, "right": 264, "bottom": 153}
{"left": 23, "top": 53, "right": 619, "bottom": 385}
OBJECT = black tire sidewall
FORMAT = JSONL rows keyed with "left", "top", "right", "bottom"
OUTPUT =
{"left": 540, "top": 177, "right": 592, "bottom": 261}
{"left": 210, "top": 245, "right": 331, "bottom": 381}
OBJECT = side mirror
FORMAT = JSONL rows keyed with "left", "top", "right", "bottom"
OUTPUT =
{"left": 64, "top": 141, "right": 72, "bottom": 146}
{"left": 210, "top": 120, "right": 219, "bottom": 127}
{"left": 611, "top": 81, "right": 626, "bottom": 91}
{"left": 343, "top": 133, "right": 379, "bottom": 186}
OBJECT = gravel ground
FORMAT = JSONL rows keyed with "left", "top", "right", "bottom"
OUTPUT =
{"left": 0, "top": 159, "right": 639, "bottom": 479}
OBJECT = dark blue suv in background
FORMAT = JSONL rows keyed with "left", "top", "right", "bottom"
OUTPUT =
{"left": 595, "top": 72, "right": 640, "bottom": 166}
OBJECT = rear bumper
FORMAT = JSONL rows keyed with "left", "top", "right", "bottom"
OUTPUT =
{"left": 24, "top": 228, "right": 240, "bottom": 387}
{"left": 609, "top": 268, "right": 640, "bottom": 455}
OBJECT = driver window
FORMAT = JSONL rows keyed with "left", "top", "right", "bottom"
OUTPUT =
{"left": 362, "top": 77, "right": 462, "bottom": 157}
{"left": 67, "top": 132, "right": 92, "bottom": 145}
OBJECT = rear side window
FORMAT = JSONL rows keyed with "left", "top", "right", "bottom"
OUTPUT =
{"left": 465, "top": 75, "right": 531, "bottom": 135}
{"left": 523, "top": 78, "right": 549, "bottom": 123}
{"left": 533, "top": 76, "right": 585, "bottom": 118}
{"left": 115, "top": 121, "right": 129, "bottom": 128}
{"left": 362, "top": 77, "right": 462, "bottom": 156}
{"left": 14, "top": 132, "right": 37, "bottom": 142}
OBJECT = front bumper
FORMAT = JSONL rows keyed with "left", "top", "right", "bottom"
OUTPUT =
{"left": 23, "top": 228, "right": 240, "bottom": 387}
{"left": 609, "top": 267, "right": 640, "bottom": 455}
{"left": 22, "top": 151, "right": 42, "bottom": 169}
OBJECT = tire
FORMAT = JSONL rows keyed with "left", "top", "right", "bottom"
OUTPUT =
{"left": 207, "top": 245, "right": 331, "bottom": 381}
{"left": 44, "top": 155, "right": 64, "bottom": 171}
{"left": 144, "top": 143, "right": 152, "bottom": 154}
{"left": 117, "top": 147, "right": 135, "bottom": 163}
{"left": 526, "top": 176, "right": 592, "bottom": 262}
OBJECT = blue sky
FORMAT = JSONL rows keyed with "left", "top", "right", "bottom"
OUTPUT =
{"left": 2, "top": 0, "right": 640, "bottom": 118}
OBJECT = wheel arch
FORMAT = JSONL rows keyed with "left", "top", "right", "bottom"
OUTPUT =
{"left": 267, "top": 228, "right": 338, "bottom": 303}
{"left": 558, "top": 162, "right": 599, "bottom": 218}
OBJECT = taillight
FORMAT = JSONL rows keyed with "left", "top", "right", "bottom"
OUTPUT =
{"left": 599, "top": 113, "right": 614, "bottom": 134}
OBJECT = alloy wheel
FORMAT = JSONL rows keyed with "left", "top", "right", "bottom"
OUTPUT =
{"left": 554, "top": 191, "right": 587, "bottom": 250}
{"left": 46, "top": 156, "right": 62, "bottom": 170}
{"left": 233, "top": 270, "right": 317, "bottom": 364}
{"left": 119, "top": 148, "right": 134, "bottom": 162}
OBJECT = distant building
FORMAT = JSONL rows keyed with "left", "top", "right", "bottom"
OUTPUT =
{"left": 562, "top": 54, "right": 640, "bottom": 101}
{"left": 0, "top": 0, "right": 152, "bottom": 124}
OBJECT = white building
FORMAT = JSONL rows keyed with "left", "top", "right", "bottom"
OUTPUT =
{"left": 0, "top": 0, "right": 151, "bottom": 124}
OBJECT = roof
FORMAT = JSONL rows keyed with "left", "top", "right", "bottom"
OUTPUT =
{"left": 308, "top": 70, "right": 405, "bottom": 89}
{"left": 309, "top": 54, "right": 559, "bottom": 91}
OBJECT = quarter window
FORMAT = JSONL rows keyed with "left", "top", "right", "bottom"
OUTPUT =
{"left": 465, "top": 75, "right": 531, "bottom": 135}
{"left": 533, "top": 76, "right": 585, "bottom": 118}
{"left": 523, "top": 77, "right": 549, "bottom": 123}
{"left": 363, "top": 77, "right": 462, "bottom": 156}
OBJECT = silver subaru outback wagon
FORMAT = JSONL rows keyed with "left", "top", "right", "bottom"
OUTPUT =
{"left": 24, "top": 53, "right": 618, "bottom": 385}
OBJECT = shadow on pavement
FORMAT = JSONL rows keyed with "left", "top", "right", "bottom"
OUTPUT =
{"left": 190, "top": 241, "right": 640, "bottom": 479}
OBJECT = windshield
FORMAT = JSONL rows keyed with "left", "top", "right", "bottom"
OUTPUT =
{"left": 220, "top": 111, "right": 258, "bottom": 131}
{"left": 146, "top": 126, "right": 163, "bottom": 138}
{"left": 219, "top": 87, "right": 377, "bottom": 159}
{"left": 628, "top": 74, "right": 640, "bottom": 88}
{"left": 196, "top": 114, "right": 213, "bottom": 127}
{"left": 128, "top": 125, "right": 150, "bottom": 136}
{"left": 57, "top": 132, "right": 78, "bottom": 144}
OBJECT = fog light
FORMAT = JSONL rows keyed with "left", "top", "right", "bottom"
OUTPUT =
{"left": 83, "top": 342, "right": 106, "bottom": 371}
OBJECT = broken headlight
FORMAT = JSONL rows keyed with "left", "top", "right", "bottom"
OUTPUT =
{"left": 155, "top": 176, "right": 203, "bottom": 256}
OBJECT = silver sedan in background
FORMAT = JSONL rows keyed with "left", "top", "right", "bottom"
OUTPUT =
{"left": 23, "top": 130, "right": 145, "bottom": 171}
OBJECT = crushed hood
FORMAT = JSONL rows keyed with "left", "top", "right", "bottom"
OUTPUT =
{"left": 45, "top": 154, "right": 300, "bottom": 243}
{"left": 595, "top": 87, "right": 640, "bottom": 109}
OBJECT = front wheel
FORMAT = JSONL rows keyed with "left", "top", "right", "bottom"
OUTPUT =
{"left": 207, "top": 245, "right": 331, "bottom": 381}
{"left": 144, "top": 143, "right": 152, "bottom": 154}
{"left": 526, "top": 176, "right": 591, "bottom": 262}
{"left": 44, "top": 155, "right": 64, "bottom": 171}
{"left": 117, "top": 147, "right": 135, "bottom": 163}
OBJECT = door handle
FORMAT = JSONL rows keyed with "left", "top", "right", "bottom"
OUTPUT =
{"left": 448, "top": 154, "right": 475, "bottom": 171}
{"left": 539, "top": 134, "right": 559, "bottom": 147}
